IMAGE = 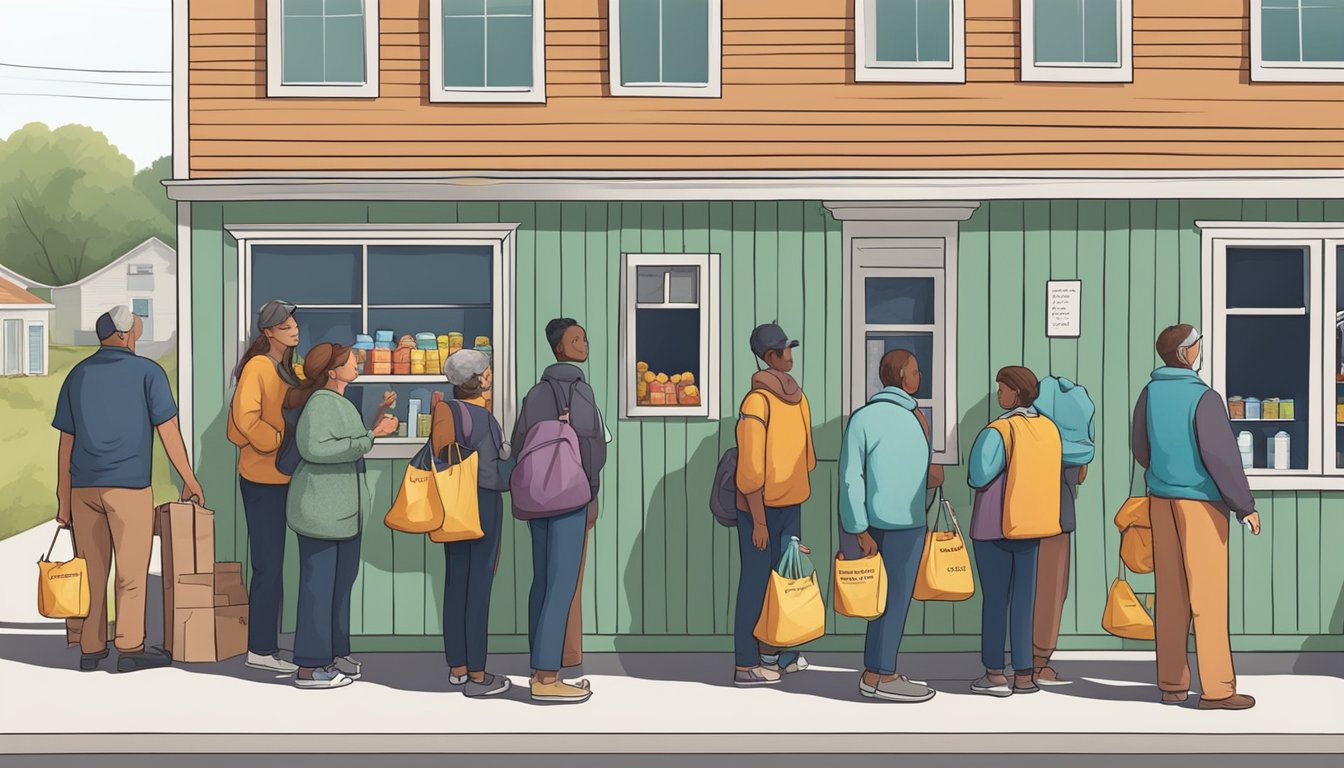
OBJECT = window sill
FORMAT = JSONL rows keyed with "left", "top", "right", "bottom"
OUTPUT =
{"left": 1251, "top": 64, "right": 1344, "bottom": 83}
{"left": 624, "top": 404, "right": 712, "bottom": 420}
{"left": 1248, "top": 473, "right": 1344, "bottom": 491}
{"left": 429, "top": 88, "right": 547, "bottom": 104}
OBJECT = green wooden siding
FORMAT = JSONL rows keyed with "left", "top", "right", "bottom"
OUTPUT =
{"left": 188, "top": 198, "right": 1344, "bottom": 652}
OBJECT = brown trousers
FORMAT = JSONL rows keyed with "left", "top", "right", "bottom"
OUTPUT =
{"left": 1149, "top": 496, "right": 1236, "bottom": 700}
{"left": 562, "top": 528, "right": 589, "bottom": 668}
{"left": 1032, "top": 532, "right": 1071, "bottom": 668}
{"left": 69, "top": 487, "right": 155, "bottom": 655}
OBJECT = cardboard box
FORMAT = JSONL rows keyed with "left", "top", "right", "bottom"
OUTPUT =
{"left": 157, "top": 501, "right": 216, "bottom": 652}
{"left": 212, "top": 563, "right": 248, "bottom": 607}
{"left": 170, "top": 604, "right": 249, "bottom": 663}
{"left": 175, "top": 573, "right": 216, "bottom": 609}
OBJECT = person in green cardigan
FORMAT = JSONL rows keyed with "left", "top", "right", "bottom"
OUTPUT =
{"left": 285, "top": 343, "right": 399, "bottom": 689}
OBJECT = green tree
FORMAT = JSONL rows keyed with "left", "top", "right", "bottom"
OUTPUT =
{"left": 134, "top": 154, "right": 175, "bottom": 227}
{"left": 0, "top": 123, "right": 173, "bottom": 286}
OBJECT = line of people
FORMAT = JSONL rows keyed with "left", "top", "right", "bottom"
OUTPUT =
{"left": 55, "top": 302, "right": 1259, "bottom": 711}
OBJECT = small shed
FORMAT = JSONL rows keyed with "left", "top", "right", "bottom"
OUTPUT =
{"left": 50, "top": 237, "right": 177, "bottom": 345}
{"left": 0, "top": 272, "right": 54, "bottom": 376}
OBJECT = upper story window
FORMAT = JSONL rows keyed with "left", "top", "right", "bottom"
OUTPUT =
{"left": 1252, "top": 0, "right": 1344, "bottom": 82}
{"left": 127, "top": 264, "right": 154, "bottom": 292}
{"left": 609, "top": 0, "right": 722, "bottom": 98}
{"left": 1021, "top": 0, "right": 1132, "bottom": 82}
{"left": 266, "top": 0, "right": 380, "bottom": 98}
{"left": 856, "top": 0, "right": 966, "bottom": 83}
{"left": 430, "top": 0, "right": 546, "bottom": 102}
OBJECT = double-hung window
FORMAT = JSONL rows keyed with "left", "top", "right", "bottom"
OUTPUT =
{"left": 266, "top": 0, "right": 380, "bottom": 98}
{"left": 856, "top": 0, "right": 965, "bottom": 83}
{"left": 1199, "top": 222, "right": 1344, "bottom": 490}
{"left": 1021, "top": 0, "right": 1132, "bottom": 82}
{"left": 1252, "top": 0, "right": 1344, "bottom": 82}
{"left": 430, "top": 0, "right": 546, "bottom": 102}
{"left": 609, "top": 0, "right": 722, "bottom": 98}
{"left": 619, "top": 253, "right": 720, "bottom": 418}
{"left": 229, "top": 225, "right": 517, "bottom": 458}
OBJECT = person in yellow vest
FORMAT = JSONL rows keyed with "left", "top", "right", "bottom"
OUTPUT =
{"left": 228, "top": 299, "right": 302, "bottom": 674}
{"left": 966, "top": 366, "right": 1063, "bottom": 697}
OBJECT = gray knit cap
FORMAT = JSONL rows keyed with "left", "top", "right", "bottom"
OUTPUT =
{"left": 443, "top": 349, "right": 490, "bottom": 386}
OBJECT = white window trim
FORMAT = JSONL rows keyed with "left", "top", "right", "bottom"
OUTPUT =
{"left": 1199, "top": 221, "right": 1344, "bottom": 491}
{"left": 855, "top": 0, "right": 966, "bottom": 84}
{"left": 846, "top": 236, "right": 957, "bottom": 461}
{"left": 1020, "top": 0, "right": 1132, "bottom": 83}
{"left": 618, "top": 252, "right": 720, "bottom": 419}
{"left": 1250, "top": 0, "right": 1344, "bottom": 83}
{"left": 429, "top": 0, "right": 546, "bottom": 103}
{"left": 226, "top": 224, "right": 517, "bottom": 460}
{"left": 608, "top": 0, "right": 722, "bottom": 98}
{"left": 266, "top": 0, "right": 381, "bottom": 98}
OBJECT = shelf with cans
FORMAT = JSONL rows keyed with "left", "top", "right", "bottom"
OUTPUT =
{"left": 1228, "top": 396, "right": 1301, "bottom": 471}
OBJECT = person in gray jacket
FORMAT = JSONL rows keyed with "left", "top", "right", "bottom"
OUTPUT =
{"left": 510, "top": 318, "right": 608, "bottom": 703}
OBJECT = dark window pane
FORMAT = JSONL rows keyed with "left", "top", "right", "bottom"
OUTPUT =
{"left": 251, "top": 244, "right": 361, "bottom": 305}
{"left": 1225, "top": 247, "right": 1307, "bottom": 309}
{"left": 367, "top": 308, "right": 494, "bottom": 348}
{"left": 1302, "top": 1, "right": 1344, "bottom": 62}
{"left": 1082, "top": 0, "right": 1118, "bottom": 64}
{"left": 443, "top": 15, "right": 487, "bottom": 88}
{"left": 487, "top": 15, "right": 534, "bottom": 87}
{"left": 1261, "top": 4, "right": 1302, "bottom": 62}
{"left": 620, "top": 0, "right": 662, "bottom": 84}
{"left": 661, "top": 0, "right": 709, "bottom": 84}
{"left": 865, "top": 276, "right": 935, "bottom": 325}
{"left": 915, "top": 0, "right": 952, "bottom": 63}
{"left": 345, "top": 382, "right": 444, "bottom": 439}
{"left": 289, "top": 308, "right": 362, "bottom": 353}
{"left": 874, "top": 0, "right": 919, "bottom": 63}
{"left": 865, "top": 332, "right": 933, "bottom": 400}
{"left": 367, "top": 245, "right": 492, "bottom": 306}
{"left": 1226, "top": 315, "right": 1309, "bottom": 470}
{"left": 636, "top": 267, "right": 665, "bottom": 303}
{"left": 635, "top": 307, "right": 701, "bottom": 383}
{"left": 1035, "top": 0, "right": 1084, "bottom": 64}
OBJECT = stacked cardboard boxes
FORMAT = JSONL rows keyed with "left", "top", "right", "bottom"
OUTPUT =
{"left": 156, "top": 502, "right": 249, "bottom": 662}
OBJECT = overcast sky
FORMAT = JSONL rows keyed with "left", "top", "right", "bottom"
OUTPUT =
{"left": 0, "top": 0, "right": 171, "bottom": 169}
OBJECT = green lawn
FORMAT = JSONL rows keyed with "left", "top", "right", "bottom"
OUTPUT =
{"left": 0, "top": 345, "right": 180, "bottom": 540}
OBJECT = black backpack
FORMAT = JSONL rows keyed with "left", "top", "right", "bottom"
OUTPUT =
{"left": 708, "top": 390, "right": 770, "bottom": 528}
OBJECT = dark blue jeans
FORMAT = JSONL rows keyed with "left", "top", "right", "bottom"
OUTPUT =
{"left": 862, "top": 527, "right": 926, "bottom": 677}
{"left": 974, "top": 538, "right": 1040, "bottom": 674}
{"left": 443, "top": 489, "right": 504, "bottom": 672}
{"left": 527, "top": 507, "right": 587, "bottom": 672}
{"left": 240, "top": 478, "right": 288, "bottom": 656}
{"left": 734, "top": 505, "right": 803, "bottom": 668}
{"left": 294, "top": 533, "right": 361, "bottom": 670}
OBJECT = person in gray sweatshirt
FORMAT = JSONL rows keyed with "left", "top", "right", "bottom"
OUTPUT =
{"left": 510, "top": 318, "right": 608, "bottom": 704}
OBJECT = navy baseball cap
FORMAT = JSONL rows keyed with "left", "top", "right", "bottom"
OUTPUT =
{"left": 749, "top": 322, "right": 799, "bottom": 360}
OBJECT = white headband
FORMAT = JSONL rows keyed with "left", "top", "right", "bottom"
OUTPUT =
{"left": 1179, "top": 328, "right": 1200, "bottom": 349}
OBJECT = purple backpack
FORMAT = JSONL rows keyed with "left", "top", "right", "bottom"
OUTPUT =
{"left": 509, "top": 380, "right": 592, "bottom": 520}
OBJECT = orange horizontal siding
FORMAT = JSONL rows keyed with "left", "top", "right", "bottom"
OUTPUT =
{"left": 187, "top": 0, "right": 1344, "bottom": 174}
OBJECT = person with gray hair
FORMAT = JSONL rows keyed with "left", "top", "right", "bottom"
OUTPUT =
{"left": 53, "top": 305, "right": 203, "bottom": 673}
{"left": 429, "top": 348, "right": 514, "bottom": 698}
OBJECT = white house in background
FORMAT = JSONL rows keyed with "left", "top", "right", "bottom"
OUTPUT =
{"left": 0, "top": 271, "right": 53, "bottom": 376}
{"left": 50, "top": 237, "right": 177, "bottom": 345}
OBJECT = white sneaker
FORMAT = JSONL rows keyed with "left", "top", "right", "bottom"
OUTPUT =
{"left": 333, "top": 655, "right": 362, "bottom": 679}
{"left": 246, "top": 652, "right": 298, "bottom": 674}
{"left": 294, "top": 667, "right": 352, "bottom": 689}
{"left": 450, "top": 673, "right": 469, "bottom": 686}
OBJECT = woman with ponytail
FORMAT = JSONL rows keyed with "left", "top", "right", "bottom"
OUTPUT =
{"left": 285, "top": 343, "right": 399, "bottom": 689}
{"left": 227, "top": 300, "right": 301, "bottom": 674}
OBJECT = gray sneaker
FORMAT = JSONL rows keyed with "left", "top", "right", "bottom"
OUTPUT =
{"left": 464, "top": 672, "right": 512, "bottom": 699}
{"left": 971, "top": 673, "right": 1013, "bottom": 698}
{"left": 333, "top": 655, "right": 362, "bottom": 679}
{"left": 860, "top": 676, "right": 936, "bottom": 703}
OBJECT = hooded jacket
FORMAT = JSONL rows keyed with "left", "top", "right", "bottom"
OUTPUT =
{"left": 735, "top": 369, "right": 816, "bottom": 509}
{"left": 511, "top": 363, "right": 608, "bottom": 507}
{"left": 838, "top": 387, "right": 930, "bottom": 533}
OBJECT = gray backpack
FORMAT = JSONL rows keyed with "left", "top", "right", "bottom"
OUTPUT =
{"left": 708, "top": 390, "right": 770, "bottom": 528}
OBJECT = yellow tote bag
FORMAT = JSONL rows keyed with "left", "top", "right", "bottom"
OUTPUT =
{"left": 385, "top": 442, "right": 447, "bottom": 534}
{"left": 38, "top": 528, "right": 90, "bottom": 620}
{"left": 914, "top": 496, "right": 975, "bottom": 602}
{"left": 754, "top": 537, "right": 826, "bottom": 648}
{"left": 428, "top": 443, "right": 484, "bottom": 543}
{"left": 1114, "top": 496, "right": 1154, "bottom": 575}
{"left": 833, "top": 553, "right": 887, "bottom": 620}
{"left": 1102, "top": 558, "right": 1155, "bottom": 641}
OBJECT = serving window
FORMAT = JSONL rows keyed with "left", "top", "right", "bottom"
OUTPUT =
{"left": 619, "top": 253, "right": 719, "bottom": 419}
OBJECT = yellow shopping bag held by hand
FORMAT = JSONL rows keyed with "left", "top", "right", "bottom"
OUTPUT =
{"left": 427, "top": 442, "right": 484, "bottom": 543}
{"left": 914, "top": 491, "right": 975, "bottom": 602}
{"left": 833, "top": 552, "right": 887, "bottom": 620}
{"left": 38, "top": 527, "right": 89, "bottom": 619}
{"left": 755, "top": 536, "right": 826, "bottom": 648}
{"left": 1102, "top": 556, "right": 1155, "bottom": 640}
{"left": 385, "top": 441, "right": 447, "bottom": 534}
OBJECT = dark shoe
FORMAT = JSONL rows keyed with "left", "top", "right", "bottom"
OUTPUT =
{"left": 1012, "top": 674, "right": 1040, "bottom": 695}
{"left": 79, "top": 649, "right": 109, "bottom": 672}
{"left": 1161, "top": 691, "right": 1190, "bottom": 705}
{"left": 116, "top": 646, "right": 173, "bottom": 673}
{"left": 1199, "top": 694, "right": 1256, "bottom": 711}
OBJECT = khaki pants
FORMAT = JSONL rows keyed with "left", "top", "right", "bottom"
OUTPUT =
{"left": 69, "top": 487, "right": 155, "bottom": 655}
{"left": 1149, "top": 496, "right": 1236, "bottom": 700}
{"left": 1033, "top": 532, "right": 1071, "bottom": 668}
{"left": 562, "top": 527, "right": 589, "bottom": 668}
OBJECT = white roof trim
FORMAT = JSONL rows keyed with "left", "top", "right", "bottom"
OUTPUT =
{"left": 0, "top": 303, "right": 55, "bottom": 310}
{"left": 165, "top": 171, "right": 1344, "bottom": 202}
{"left": 0, "top": 264, "right": 51, "bottom": 290}
{"left": 56, "top": 237, "right": 176, "bottom": 288}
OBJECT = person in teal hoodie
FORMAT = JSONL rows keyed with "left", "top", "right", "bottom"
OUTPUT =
{"left": 838, "top": 349, "right": 943, "bottom": 703}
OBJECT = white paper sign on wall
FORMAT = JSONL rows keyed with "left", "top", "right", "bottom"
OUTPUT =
{"left": 1047, "top": 280, "right": 1082, "bottom": 338}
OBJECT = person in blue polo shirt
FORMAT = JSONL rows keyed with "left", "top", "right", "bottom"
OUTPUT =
{"left": 52, "top": 305, "right": 204, "bottom": 673}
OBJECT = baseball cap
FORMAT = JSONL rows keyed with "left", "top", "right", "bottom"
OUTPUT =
{"left": 257, "top": 299, "right": 298, "bottom": 329}
{"left": 749, "top": 321, "right": 799, "bottom": 360}
{"left": 95, "top": 305, "right": 135, "bottom": 341}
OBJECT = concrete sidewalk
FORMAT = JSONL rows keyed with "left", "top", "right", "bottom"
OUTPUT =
{"left": 3, "top": 521, "right": 1342, "bottom": 766}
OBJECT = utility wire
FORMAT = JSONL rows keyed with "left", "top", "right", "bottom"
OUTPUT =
{"left": 0, "top": 92, "right": 170, "bottom": 102}
{"left": 0, "top": 61, "right": 170, "bottom": 75}
{"left": 0, "top": 74, "right": 170, "bottom": 88}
